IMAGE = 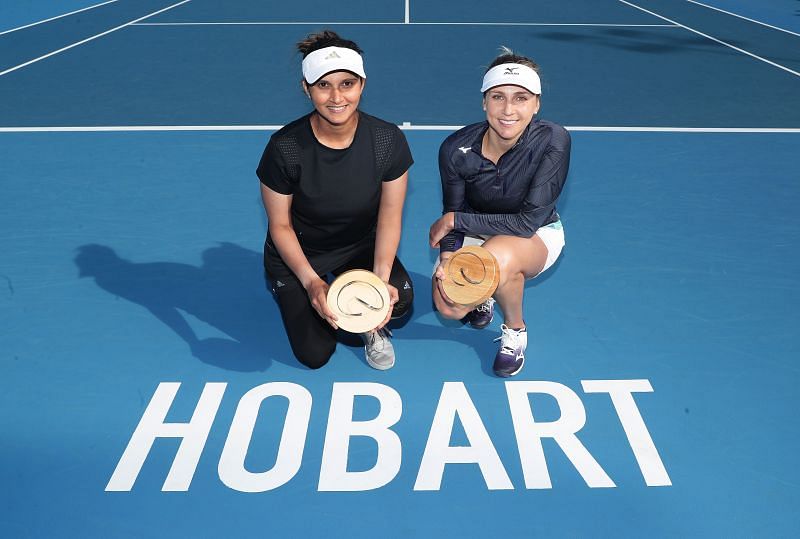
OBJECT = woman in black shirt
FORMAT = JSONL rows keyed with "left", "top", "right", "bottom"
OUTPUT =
{"left": 429, "top": 48, "right": 570, "bottom": 377}
{"left": 258, "top": 31, "right": 414, "bottom": 370}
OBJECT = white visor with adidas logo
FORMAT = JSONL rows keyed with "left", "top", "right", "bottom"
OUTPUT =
{"left": 481, "top": 63, "right": 541, "bottom": 95}
{"left": 302, "top": 46, "right": 366, "bottom": 84}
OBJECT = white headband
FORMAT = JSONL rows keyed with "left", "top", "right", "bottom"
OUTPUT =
{"left": 302, "top": 46, "right": 366, "bottom": 84}
{"left": 480, "top": 63, "right": 541, "bottom": 95}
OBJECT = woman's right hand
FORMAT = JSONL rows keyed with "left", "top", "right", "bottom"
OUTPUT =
{"left": 433, "top": 252, "right": 456, "bottom": 305}
{"left": 304, "top": 277, "right": 339, "bottom": 329}
{"left": 429, "top": 212, "right": 455, "bottom": 248}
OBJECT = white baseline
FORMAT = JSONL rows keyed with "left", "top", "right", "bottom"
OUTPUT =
{"left": 131, "top": 21, "right": 678, "bottom": 27}
{"left": 0, "top": 0, "right": 192, "bottom": 78}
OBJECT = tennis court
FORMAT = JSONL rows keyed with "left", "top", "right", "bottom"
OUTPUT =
{"left": 1, "top": 1, "right": 799, "bottom": 536}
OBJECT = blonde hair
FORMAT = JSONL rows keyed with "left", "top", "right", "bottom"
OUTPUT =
{"left": 486, "top": 46, "right": 539, "bottom": 73}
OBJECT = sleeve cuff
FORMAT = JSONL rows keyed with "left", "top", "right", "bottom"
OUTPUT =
{"left": 439, "top": 231, "right": 464, "bottom": 253}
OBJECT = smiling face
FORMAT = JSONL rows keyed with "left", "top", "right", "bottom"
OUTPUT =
{"left": 304, "top": 71, "right": 364, "bottom": 128}
{"left": 482, "top": 85, "right": 540, "bottom": 145}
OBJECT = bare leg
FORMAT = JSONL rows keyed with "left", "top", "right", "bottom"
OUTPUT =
{"left": 482, "top": 234, "right": 549, "bottom": 328}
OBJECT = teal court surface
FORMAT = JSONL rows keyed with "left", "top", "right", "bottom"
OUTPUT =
{"left": 1, "top": 1, "right": 799, "bottom": 537}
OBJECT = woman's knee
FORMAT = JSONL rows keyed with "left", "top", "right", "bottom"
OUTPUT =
{"left": 485, "top": 236, "right": 547, "bottom": 281}
{"left": 292, "top": 339, "right": 336, "bottom": 370}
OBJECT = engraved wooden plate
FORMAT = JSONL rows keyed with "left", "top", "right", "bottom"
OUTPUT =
{"left": 441, "top": 245, "right": 500, "bottom": 306}
{"left": 327, "top": 269, "right": 391, "bottom": 333}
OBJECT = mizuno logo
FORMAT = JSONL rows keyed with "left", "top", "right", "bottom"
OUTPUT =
{"left": 325, "top": 51, "right": 342, "bottom": 60}
{"left": 276, "top": 280, "right": 285, "bottom": 288}
{"left": 458, "top": 146, "right": 471, "bottom": 154}
{"left": 504, "top": 67, "right": 519, "bottom": 75}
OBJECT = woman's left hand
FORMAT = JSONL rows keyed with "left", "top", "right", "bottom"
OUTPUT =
{"left": 429, "top": 212, "right": 455, "bottom": 248}
{"left": 376, "top": 282, "right": 399, "bottom": 330}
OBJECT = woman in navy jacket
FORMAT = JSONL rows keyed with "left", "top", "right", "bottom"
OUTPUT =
{"left": 429, "top": 48, "right": 570, "bottom": 377}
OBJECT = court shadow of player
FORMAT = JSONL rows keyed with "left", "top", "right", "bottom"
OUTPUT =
{"left": 536, "top": 28, "right": 732, "bottom": 55}
{"left": 74, "top": 242, "right": 300, "bottom": 372}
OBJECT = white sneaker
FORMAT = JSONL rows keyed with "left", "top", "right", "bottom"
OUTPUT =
{"left": 492, "top": 324, "right": 527, "bottom": 377}
{"left": 360, "top": 328, "right": 395, "bottom": 370}
{"left": 466, "top": 297, "right": 495, "bottom": 329}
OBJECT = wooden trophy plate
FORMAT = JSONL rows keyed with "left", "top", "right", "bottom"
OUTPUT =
{"left": 327, "top": 269, "right": 391, "bottom": 333}
{"left": 441, "top": 245, "right": 500, "bottom": 307}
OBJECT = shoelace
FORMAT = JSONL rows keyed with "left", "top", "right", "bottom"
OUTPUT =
{"left": 475, "top": 298, "right": 495, "bottom": 314}
{"left": 493, "top": 324, "right": 523, "bottom": 356}
{"left": 366, "top": 328, "right": 392, "bottom": 350}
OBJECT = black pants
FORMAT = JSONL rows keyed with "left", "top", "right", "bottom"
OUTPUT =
{"left": 266, "top": 247, "right": 413, "bottom": 369}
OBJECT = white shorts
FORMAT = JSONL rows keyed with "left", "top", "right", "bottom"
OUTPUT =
{"left": 433, "top": 220, "right": 565, "bottom": 278}
{"left": 533, "top": 220, "right": 565, "bottom": 276}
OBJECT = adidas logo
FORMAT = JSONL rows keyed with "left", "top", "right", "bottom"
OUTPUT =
{"left": 325, "top": 51, "right": 342, "bottom": 60}
{"left": 403, "top": 281, "right": 411, "bottom": 290}
{"left": 458, "top": 146, "right": 471, "bottom": 154}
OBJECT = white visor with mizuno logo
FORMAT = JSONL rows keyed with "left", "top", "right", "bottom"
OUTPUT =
{"left": 481, "top": 63, "right": 541, "bottom": 95}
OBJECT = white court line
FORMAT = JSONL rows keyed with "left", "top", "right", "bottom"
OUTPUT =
{"left": 0, "top": 0, "right": 192, "bottom": 78}
{"left": 409, "top": 22, "right": 677, "bottom": 27}
{"left": 686, "top": 0, "right": 800, "bottom": 38}
{"left": 617, "top": 0, "right": 800, "bottom": 77}
{"left": 563, "top": 126, "right": 800, "bottom": 133}
{"left": 0, "top": 125, "right": 798, "bottom": 133}
{"left": 405, "top": 0, "right": 410, "bottom": 24}
{"left": 131, "top": 21, "right": 678, "bottom": 27}
{"left": 405, "top": 125, "right": 800, "bottom": 133}
{"left": 0, "top": 0, "right": 119, "bottom": 37}
{"left": 0, "top": 125, "right": 284, "bottom": 132}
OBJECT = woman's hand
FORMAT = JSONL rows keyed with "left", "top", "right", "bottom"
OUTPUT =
{"left": 304, "top": 276, "right": 338, "bottom": 329}
{"left": 429, "top": 212, "right": 455, "bottom": 248}
{"left": 375, "top": 282, "right": 399, "bottom": 330}
{"left": 432, "top": 252, "right": 456, "bottom": 304}
{"left": 433, "top": 251, "right": 452, "bottom": 281}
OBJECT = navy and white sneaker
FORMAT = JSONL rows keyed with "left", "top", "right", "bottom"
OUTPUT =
{"left": 360, "top": 327, "right": 395, "bottom": 370}
{"left": 492, "top": 324, "right": 527, "bottom": 377}
{"left": 465, "top": 298, "right": 495, "bottom": 329}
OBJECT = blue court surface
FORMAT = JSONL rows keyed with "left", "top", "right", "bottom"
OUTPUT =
{"left": 2, "top": 1, "right": 799, "bottom": 537}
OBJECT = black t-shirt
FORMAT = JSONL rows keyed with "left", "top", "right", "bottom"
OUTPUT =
{"left": 257, "top": 112, "right": 413, "bottom": 255}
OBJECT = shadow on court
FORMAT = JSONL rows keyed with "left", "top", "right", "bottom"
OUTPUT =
{"left": 74, "top": 242, "right": 301, "bottom": 372}
{"left": 536, "top": 27, "right": 743, "bottom": 55}
{"left": 72, "top": 248, "right": 560, "bottom": 375}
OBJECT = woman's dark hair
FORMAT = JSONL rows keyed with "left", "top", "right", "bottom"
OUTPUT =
{"left": 296, "top": 30, "right": 363, "bottom": 58}
{"left": 486, "top": 46, "right": 539, "bottom": 73}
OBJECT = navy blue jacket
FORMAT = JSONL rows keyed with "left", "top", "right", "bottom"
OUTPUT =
{"left": 438, "top": 119, "right": 570, "bottom": 252}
